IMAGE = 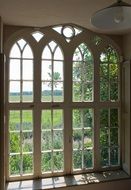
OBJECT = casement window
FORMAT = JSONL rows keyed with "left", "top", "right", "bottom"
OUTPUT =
{"left": 5, "top": 24, "right": 121, "bottom": 181}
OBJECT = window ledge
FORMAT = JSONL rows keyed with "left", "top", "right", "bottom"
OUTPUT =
{"left": 6, "top": 170, "right": 129, "bottom": 190}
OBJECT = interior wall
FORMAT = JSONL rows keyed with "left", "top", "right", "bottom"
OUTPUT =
{"left": 122, "top": 33, "right": 131, "bottom": 175}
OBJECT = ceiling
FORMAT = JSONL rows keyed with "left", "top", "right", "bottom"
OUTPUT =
{"left": 0, "top": 0, "right": 131, "bottom": 34}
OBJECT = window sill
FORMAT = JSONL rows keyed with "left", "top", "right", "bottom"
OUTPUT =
{"left": 6, "top": 170, "right": 129, "bottom": 190}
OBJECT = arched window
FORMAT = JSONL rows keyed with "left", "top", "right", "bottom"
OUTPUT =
{"left": 5, "top": 25, "right": 121, "bottom": 181}
{"left": 8, "top": 39, "right": 34, "bottom": 176}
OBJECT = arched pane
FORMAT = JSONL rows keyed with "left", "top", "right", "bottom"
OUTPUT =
{"left": 10, "top": 43, "right": 21, "bottom": 58}
{"left": 17, "top": 39, "right": 26, "bottom": 50}
{"left": 100, "top": 46, "right": 119, "bottom": 102}
{"left": 42, "top": 46, "right": 51, "bottom": 59}
{"left": 54, "top": 46, "right": 63, "bottom": 60}
{"left": 100, "top": 46, "right": 118, "bottom": 63}
{"left": 73, "top": 47, "right": 82, "bottom": 61}
{"left": 73, "top": 44, "right": 93, "bottom": 102}
{"left": 49, "top": 41, "right": 57, "bottom": 52}
{"left": 22, "top": 44, "right": 33, "bottom": 58}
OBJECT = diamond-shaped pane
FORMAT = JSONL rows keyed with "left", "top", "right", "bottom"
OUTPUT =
{"left": 32, "top": 31, "right": 44, "bottom": 42}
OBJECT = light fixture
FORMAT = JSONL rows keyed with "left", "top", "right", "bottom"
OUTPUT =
{"left": 91, "top": 0, "right": 131, "bottom": 31}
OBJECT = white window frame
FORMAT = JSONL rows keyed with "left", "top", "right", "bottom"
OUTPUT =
{"left": 4, "top": 25, "right": 122, "bottom": 181}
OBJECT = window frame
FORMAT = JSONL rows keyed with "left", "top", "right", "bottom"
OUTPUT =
{"left": 4, "top": 25, "right": 122, "bottom": 181}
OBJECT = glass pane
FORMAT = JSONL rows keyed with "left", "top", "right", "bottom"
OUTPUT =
{"left": 100, "top": 109, "right": 108, "bottom": 127}
{"left": 73, "top": 82, "right": 81, "bottom": 102}
{"left": 100, "top": 128, "right": 109, "bottom": 146}
{"left": 41, "top": 110, "right": 52, "bottom": 129}
{"left": 53, "top": 130, "right": 63, "bottom": 149}
{"left": 9, "top": 81, "right": 20, "bottom": 102}
{"left": 84, "top": 83, "right": 93, "bottom": 101}
{"left": 53, "top": 82, "right": 63, "bottom": 102}
{"left": 73, "top": 109, "right": 93, "bottom": 129}
{"left": 10, "top": 43, "right": 21, "bottom": 58}
{"left": 73, "top": 150, "right": 82, "bottom": 169}
{"left": 73, "top": 48, "right": 82, "bottom": 61}
{"left": 49, "top": 41, "right": 57, "bottom": 52}
{"left": 10, "top": 59, "right": 20, "bottom": 80}
{"left": 41, "top": 82, "right": 52, "bottom": 102}
{"left": 110, "top": 109, "right": 118, "bottom": 127}
{"left": 22, "top": 44, "right": 33, "bottom": 58}
{"left": 23, "top": 154, "right": 33, "bottom": 174}
{"left": 17, "top": 39, "right": 26, "bottom": 50}
{"left": 42, "top": 46, "right": 52, "bottom": 59}
{"left": 22, "top": 81, "right": 33, "bottom": 102}
{"left": 42, "top": 60, "right": 52, "bottom": 80}
{"left": 101, "top": 148, "right": 109, "bottom": 167}
{"left": 22, "top": 60, "right": 33, "bottom": 80}
{"left": 73, "top": 62, "right": 81, "bottom": 81}
{"left": 10, "top": 132, "right": 20, "bottom": 153}
{"left": 53, "top": 110, "right": 63, "bottom": 129}
{"left": 73, "top": 130, "right": 82, "bottom": 149}
{"left": 63, "top": 26, "right": 74, "bottom": 38}
{"left": 100, "top": 80, "right": 109, "bottom": 101}
{"left": 73, "top": 110, "right": 81, "bottom": 128}
{"left": 53, "top": 152, "right": 64, "bottom": 171}
{"left": 110, "top": 128, "right": 118, "bottom": 146}
{"left": 22, "top": 132, "right": 33, "bottom": 152}
{"left": 54, "top": 61, "right": 63, "bottom": 80}
{"left": 110, "top": 83, "right": 118, "bottom": 101}
{"left": 9, "top": 155, "right": 21, "bottom": 176}
{"left": 9, "top": 111, "right": 20, "bottom": 131}
{"left": 41, "top": 131, "right": 52, "bottom": 151}
{"left": 42, "top": 152, "right": 52, "bottom": 172}
{"left": 110, "top": 148, "right": 119, "bottom": 165}
{"left": 100, "top": 64, "right": 108, "bottom": 79}
{"left": 84, "top": 129, "right": 93, "bottom": 148}
{"left": 83, "top": 64, "right": 93, "bottom": 81}
{"left": 32, "top": 31, "right": 44, "bottom": 42}
{"left": 109, "top": 64, "right": 118, "bottom": 80}
{"left": 22, "top": 111, "right": 33, "bottom": 130}
{"left": 54, "top": 47, "right": 63, "bottom": 60}
{"left": 84, "top": 150, "right": 93, "bottom": 168}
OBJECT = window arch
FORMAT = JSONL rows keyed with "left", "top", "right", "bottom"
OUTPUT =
{"left": 41, "top": 41, "right": 64, "bottom": 102}
{"left": 72, "top": 43, "right": 94, "bottom": 102}
{"left": 9, "top": 39, "right": 33, "bottom": 103}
